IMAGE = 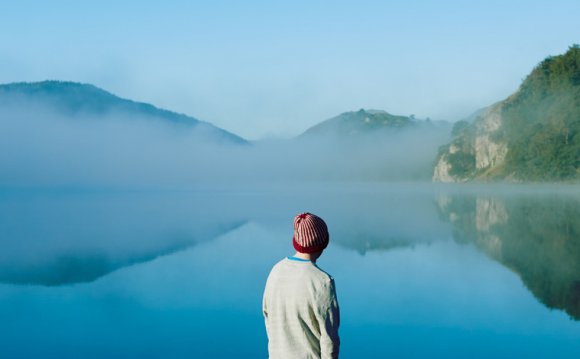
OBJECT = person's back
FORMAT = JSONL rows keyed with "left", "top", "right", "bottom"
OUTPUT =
{"left": 263, "top": 212, "right": 340, "bottom": 359}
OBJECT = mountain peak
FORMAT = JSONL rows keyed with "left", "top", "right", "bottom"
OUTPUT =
{"left": 0, "top": 80, "right": 247, "bottom": 144}
{"left": 1, "top": 80, "right": 169, "bottom": 118}
{"left": 0, "top": 80, "right": 116, "bottom": 104}
{"left": 362, "top": 109, "right": 390, "bottom": 115}
{"left": 300, "top": 108, "right": 415, "bottom": 137}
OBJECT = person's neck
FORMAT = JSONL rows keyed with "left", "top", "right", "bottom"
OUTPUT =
{"left": 293, "top": 251, "right": 320, "bottom": 263}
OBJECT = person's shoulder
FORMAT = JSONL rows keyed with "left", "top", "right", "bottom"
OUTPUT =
{"left": 308, "top": 264, "right": 334, "bottom": 285}
{"left": 309, "top": 265, "right": 337, "bottom": 302}
{"left": 272, "top": 257, "right": 287, "bottom": 266}
{"left": 268, "top": 257, "right": 291, "bottom": 273}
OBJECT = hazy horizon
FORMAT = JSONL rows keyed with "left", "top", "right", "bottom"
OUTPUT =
{"left": 1, "top": 1, "right": 579, "bottom": 139}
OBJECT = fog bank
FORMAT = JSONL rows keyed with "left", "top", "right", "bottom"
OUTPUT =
{"left": 0, "top": 103, "right": 450, "bottom": 187}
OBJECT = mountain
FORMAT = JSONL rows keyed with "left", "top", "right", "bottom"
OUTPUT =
{"left": 0, "top": 80, "right": 247, "bottom": 144}
{"left": 300, "top": 109, "right": 420, "bottom": 137}
{"left": 291, "top": 108, "right": 451, "bottom": 180}
{"left": 434, "top": 45, "right": 580, "bottom": 182}
{"left": 292, "top": 108, "right": 451, "bottom": 180}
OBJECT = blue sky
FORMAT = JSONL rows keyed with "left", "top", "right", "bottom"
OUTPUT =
{"left": 1, "top": 0, "right": 579, "bottom": 139}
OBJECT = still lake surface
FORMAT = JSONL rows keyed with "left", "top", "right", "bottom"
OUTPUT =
{"left": 1, "top": 183, "right": 579, "bottom": 358}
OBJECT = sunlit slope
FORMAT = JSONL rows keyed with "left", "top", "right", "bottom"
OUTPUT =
{"left": 434, "top": 45, "right": 580, "bottom": 182}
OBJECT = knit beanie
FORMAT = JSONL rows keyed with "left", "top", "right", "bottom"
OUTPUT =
{"left": 292, "top": 212, "right": 329, "bottom": 253}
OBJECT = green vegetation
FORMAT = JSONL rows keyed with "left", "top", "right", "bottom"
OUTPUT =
{"left": 498, "top": 45, "right": 580, "bottom": 181}
{"left": 300, "top": 109, "right": 416, "bottom": 137}
{"left": 437, "top": 45, "right": 580, "bottom": 182}
{"left": 451, "top": 120, "right": 470, "bottom": 137}
{"left": 447, "top": 150, "right": 476, "bottom": 178}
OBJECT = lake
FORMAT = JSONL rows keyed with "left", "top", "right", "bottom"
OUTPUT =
{"left": 1, "top": 184, "right": 579, "bottom": 358}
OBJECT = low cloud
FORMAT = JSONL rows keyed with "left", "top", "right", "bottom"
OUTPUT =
{"left": 0, "top": 100, "right": 450, "bottom": 187}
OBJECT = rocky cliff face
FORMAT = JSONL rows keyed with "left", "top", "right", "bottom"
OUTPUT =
{"left": 433, "top": 45, "right": 580, "bottom": 182}
{"left": 473, "top": 104, "right": 508, "bottom": 170}
{"left": 433, "top": 103, "right": 508, "bottom": 182}
{"left": 432, "top": 155, "right": 455, "bottom": 182}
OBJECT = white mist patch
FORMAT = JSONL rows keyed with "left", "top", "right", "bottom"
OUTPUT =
{"left": 0, "top": 99, "right": 450, "bottom": 186}
{"left": 0, "top": 101, "right": 241, "bottom": 186}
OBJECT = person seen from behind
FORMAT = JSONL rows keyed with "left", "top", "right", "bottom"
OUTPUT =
{"left": 263, "top": 212, "right": 340, "bottom": 359}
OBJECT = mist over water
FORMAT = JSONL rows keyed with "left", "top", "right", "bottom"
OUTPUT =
{"left": 1, "top": 184, "right": 580, "bottom": 357}
{"left": 0, "top": 100, "right": 449, "bottom": 187}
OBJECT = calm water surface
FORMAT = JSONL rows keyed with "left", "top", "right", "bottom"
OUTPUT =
{"left": 1, "top": 184, "right": 579, "bottom": 358}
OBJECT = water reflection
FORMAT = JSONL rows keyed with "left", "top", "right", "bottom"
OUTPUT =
{"left": 1, "top": 186, "right": 580, "bottom": 358}
{"left": 0, "top": 191, "right": 246, "bottom": 286}
{"left": 437, "top": 191, "right": 580, "bottom": 320}
{"left": 1, "top": 186, "right": 579, "bottom": 323}
{"left": 319, "top": 189, "right": 450, "bottom": 254}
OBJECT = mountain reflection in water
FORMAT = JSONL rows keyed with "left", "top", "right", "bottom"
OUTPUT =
{"left": 1, "top": 185, "right": 579, "bottom": 321}
{"left": 0, "top": 190, "right": 247, "bottom": 286}
{"left": 1, "top": 185, "right": 580, "bottom": 358}
{"left": 437, "top": 191, "right": 580, "bottom": 320}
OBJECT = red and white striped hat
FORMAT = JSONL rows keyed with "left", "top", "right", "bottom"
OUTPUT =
{"left": 292, "top": 212, "right": 329, "bottom": 253}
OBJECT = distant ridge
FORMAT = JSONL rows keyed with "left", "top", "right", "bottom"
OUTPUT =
{"left": 0, "top": 80, "right": 247, "bottom": 144}
{"left": 299, "top": 108, "right": 416, "bottom": 137}
{"left": 290, "top": 108, "right": 451, "bottom": 181}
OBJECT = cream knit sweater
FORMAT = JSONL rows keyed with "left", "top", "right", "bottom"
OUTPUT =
{"left": 263, "top": 257, "right": 340, "bottom": 359}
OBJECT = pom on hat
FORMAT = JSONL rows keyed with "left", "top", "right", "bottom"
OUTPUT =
{"left": 292, "top": 212, "right": 329, "bottom": 253}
